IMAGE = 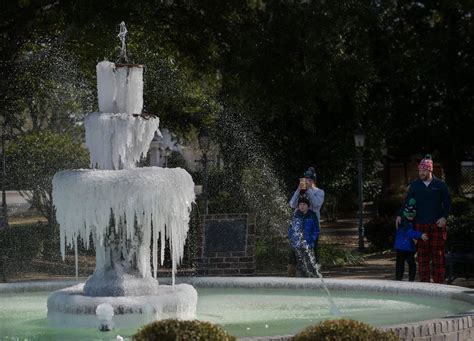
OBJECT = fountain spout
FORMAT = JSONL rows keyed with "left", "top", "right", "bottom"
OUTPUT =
{"left": 117, "top": 21, "right": 128, "bottom": 64}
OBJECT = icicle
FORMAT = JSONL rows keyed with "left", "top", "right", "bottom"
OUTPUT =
{"left": 74, "top": 235, "right": 79, "bottom": 282}
{"left": 153, "top": 236, "right": 158, "bottom": 279}
{"left": 52, "top": 167, "right": 195, "bottom": 277}
{"left": 171, "top": 220, "right": 176, "bottom": 290}
{"left": 85, "top": 112, "right": 160, "bottom": 170}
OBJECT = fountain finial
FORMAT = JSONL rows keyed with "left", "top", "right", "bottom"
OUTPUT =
{"left": 117, "top": 21, "right": 128, "bottom": 63}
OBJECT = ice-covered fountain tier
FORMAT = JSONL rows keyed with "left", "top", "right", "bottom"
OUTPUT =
{"left": 47, "top": 61, "right": 197, "bottom": 328}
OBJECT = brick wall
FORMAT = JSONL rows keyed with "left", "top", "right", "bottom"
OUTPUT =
{"left": 196, "top": 213, "right": 256, "bottom": 276}
{"left": 383, "top": 315, "right": 474, "bottom": 341}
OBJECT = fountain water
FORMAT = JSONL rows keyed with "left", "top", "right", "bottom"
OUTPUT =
{"left": 290, "top": 217, "right": 341, "bottom": 316}
{"left": 47, "top": 23, "right": 197, "bottom": 329}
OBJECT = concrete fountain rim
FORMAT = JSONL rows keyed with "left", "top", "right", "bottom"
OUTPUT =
{"left": 1, "top": 277, "right": 474, "bottom": 341}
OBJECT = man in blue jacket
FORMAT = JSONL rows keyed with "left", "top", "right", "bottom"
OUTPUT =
{"left": 288, "top": 195, "right": 320, "bottom": 277}
{"left": 396, "top": 155, "right": 451, "bottom": 283}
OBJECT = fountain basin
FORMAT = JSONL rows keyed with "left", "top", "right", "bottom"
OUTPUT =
{"left": 47, "top": 283, "right": 197, "bottom": 328}
{"left": 1, "top": 277, "right": 474, "bottom": 340}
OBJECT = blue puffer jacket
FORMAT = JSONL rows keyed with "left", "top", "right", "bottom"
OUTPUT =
{"left": 394, "top": 219, "right": 423, "bottom": 252}
{"left": 288, "top": 209, "right": 320, "bottom": 249}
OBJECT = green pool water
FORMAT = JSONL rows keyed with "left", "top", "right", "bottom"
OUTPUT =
{"left": 0, "top": 288, "right": 472, "bottom": 340}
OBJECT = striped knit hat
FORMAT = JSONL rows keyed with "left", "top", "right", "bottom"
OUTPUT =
{"left": 418, "top": 154, "right": 433, "bottom": 172}
{"left": 403, "top": 198, "right": 417, "bottom": 219}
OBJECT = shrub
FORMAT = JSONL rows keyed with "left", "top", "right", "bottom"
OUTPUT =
{"left": 257, "top": 240, "right": 365, "bottom": 271}
{"left": 0, "top": 223, "right": 48, "bottom": 279}
{"left": 318, "top": 243, "right": 365, "bottom": 267}
{"left": 377, "top": 195, "right": 403, "bottom": 218}
{"left": 0, "top": 223, "right": 47, "bottom": 261}
{"left": 450, "top": 196, "right": 474, "bottom": 217}
{"left": 447, "top": 215, "right": 474, "bottom": 250}
{"left": 292, "top": 319, "right": 398, "bottom": 341}
{"left": 364, "top": 218, "right": 394, "bottom": 251}
{"left": 133, "top": 319, "right": 236, "bottom": 341}
{"left": 256, "top": 236, "right": 289, "bottom": 271}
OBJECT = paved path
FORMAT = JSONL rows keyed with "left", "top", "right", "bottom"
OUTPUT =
{"left": 320, "top": 218, "right": 474, "bottom": 287}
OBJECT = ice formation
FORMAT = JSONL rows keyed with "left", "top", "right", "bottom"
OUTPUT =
{"left": 48, "top": 283, "right": 197, "bottom": 328}
{"left": 96, "top": 61, "right": 143, "bottom": 114}
{"left": 85, "top": 112, "right": 160, "bottom": 170}
{"left": 48, "top": 48, "right": 197, "bottom": 327}
{"left": 53, "top": 167, "right": 195, "bottom": 283}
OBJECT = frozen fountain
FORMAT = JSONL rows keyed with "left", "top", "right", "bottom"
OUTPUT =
{"left": 47, "top": 24, "right": 197, "bottom": 328}
{"left": 1, "top": 23, "right": 474, "bottom": 341}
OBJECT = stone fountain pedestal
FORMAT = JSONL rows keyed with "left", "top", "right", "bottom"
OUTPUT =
{"left": 47, "top": 282, "right": 197, "bottom": 328}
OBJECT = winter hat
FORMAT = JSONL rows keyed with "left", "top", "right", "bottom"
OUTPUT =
{"left": 298, "top": 194, "right": 310, "bottom": 206}
{"left": 303, "top": 166, "right": 317, "bottom": 181}
{"left": 403, "top": 198, "right": 417, "bottom": 219}
{"left": 418, "top": 154, "right": 433, "bottom": 172}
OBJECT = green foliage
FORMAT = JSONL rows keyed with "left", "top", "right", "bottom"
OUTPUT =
{"left": 256, "top": 239, "right": 364, "bottom": 270}
{"left": 256, "top": 238, "right": 288, "bottom": 271}
{"left": 318, "top": 243, "right": 365, "bottom": 267}
{"left": 0, "top": 223, "right": 46, "bottom": 261}
{"left": 133, "top": 319, "right": 236, "bottom": 341}
{"left": 292, "top": 319, "right": 398, "bottom": 341}
{"left": 377, "top": 196, "right": 403, "bottom": 218}
{"left": 167, "top": 151, "right": 188, "bottom": 169}
{"left": 447, "top": 215, "right": 474, "bottom": 250}
{"left": 6, "top": 130, "right": 89, "bottom": 223}
{"left": 3, "top": 0, "right": 474, "bottom": 200}
{"left": 450, "top": 196, "right": 474, "bottom": 217}
{"left": 364, "top": 218, "right": 394, "bottom": 251}
{"left": 0, "top": 223, "right": 48, "bottom": 277}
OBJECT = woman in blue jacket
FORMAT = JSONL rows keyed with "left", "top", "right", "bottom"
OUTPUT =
{"left": 288, "top": 195, "right": 320, "bottom": 277}
{"left": 394, "top": 198, "right": 428, "bottom": 281}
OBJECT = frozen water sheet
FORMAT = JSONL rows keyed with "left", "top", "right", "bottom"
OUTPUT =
{"left": 53, "top": 167, "right": 195, "bottom": 278}
{"left": 96, "top": 61, "right": 144, "bottom": 114}
{"left": 85, "top": 112, "right": 160, "bottom": 170}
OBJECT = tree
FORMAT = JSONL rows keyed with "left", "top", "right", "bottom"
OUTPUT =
{"left": 372, "top": 1, "right": 474, "bottom": 192}
{"left": 6, "top": 130, "right": 89, "bottom": 225}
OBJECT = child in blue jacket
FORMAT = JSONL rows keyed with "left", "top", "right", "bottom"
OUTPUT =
{"left": 288, "top": 194, "right": 320, "bottom": 277}
{"left": 394, "top": 198, "right": 428, "bottom": 281}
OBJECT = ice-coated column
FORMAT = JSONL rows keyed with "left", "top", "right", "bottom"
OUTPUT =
{"left": 96, "top": 61, "right": 144, "bottom": 114}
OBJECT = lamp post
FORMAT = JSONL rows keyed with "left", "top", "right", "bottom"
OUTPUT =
{"left": 159, "top": 146, "right": 172, "bottom": 168}
{"left": 0, "top": 121, "right": 8, "bottom": 230}
{"left": 354, "top": 126, "right": 365, "bottom": 251}
{"left": 198, "top": 129, "right": 210, "bottom": 215}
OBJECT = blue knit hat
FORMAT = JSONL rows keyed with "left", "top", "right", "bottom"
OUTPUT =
{"left": 303, "top": 167, "right": 317, "bottom": 181}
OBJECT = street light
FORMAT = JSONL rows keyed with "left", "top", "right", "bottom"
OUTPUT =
{"left": 354, "top": 126, "right": 365, "bottom": 251}
{"left": 198, "top": 129, "right": 210, "bottom": 154}
{"left": 198, "top": 129, "right": 210, "bottom": 215}
{"left": 159, "top": 146, "right": 172, "bottom": 168}
{"left": 0, "top": 121, "right": 8, "bottom": 229}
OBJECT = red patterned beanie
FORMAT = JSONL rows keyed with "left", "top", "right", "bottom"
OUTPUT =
{"left": 418, "top": 154, "right": 433, "bottom": 172}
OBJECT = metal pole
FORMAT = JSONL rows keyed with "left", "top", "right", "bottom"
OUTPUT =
{"left": 358, "top": 149, "right": 364, "bottom": 251}
{"left": 0, "top": 122, "right": 8, "bottom": 229}
{"left": 203, "top": 153, "right": 209, "bottom": 215}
